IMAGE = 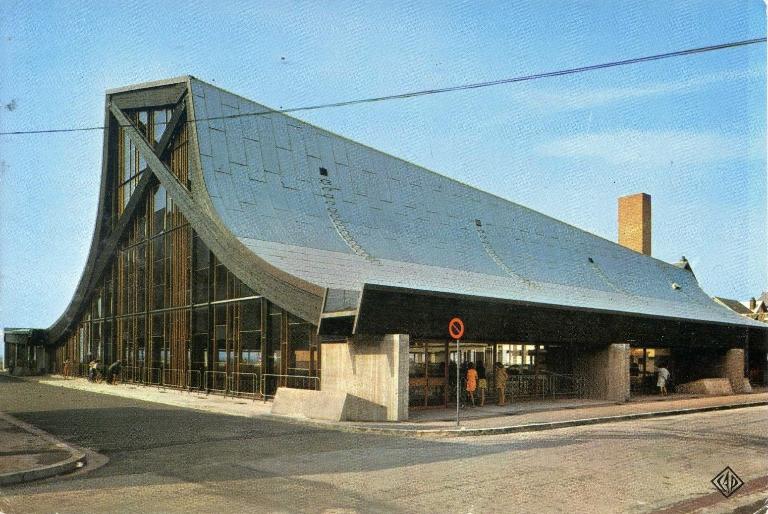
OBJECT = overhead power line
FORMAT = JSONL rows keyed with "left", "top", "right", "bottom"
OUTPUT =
{"left": 0, "top": 37, "right": 765, "bottom": 136}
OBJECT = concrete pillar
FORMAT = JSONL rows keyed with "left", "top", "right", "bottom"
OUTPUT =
{"left": 574, "top": 343, "right": 630, "bottom": 401}
{"left": 35, "top": 347, "right": 47, "bottom": 375}
{"left": 720, "top": 348, "right": 746, "bottom": 393}
{"left": 321, "top": 334, "right": 409, "bottom": 421}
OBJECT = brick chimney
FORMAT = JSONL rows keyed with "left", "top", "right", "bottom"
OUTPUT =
{"left": 749, "top": 297, "right": 757, "bottom": 311}
{"left": 618, "top": 193, "right": 651, "bottom": 255}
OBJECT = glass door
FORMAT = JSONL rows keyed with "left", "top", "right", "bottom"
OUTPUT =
{"left": 409, "top": 340, "right": 449, "bottom": 408}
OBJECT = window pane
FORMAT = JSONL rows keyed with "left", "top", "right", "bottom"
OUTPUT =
{"left": 214, "top": 265, "right": 227, "bottom": 301}
{"left": 241, "top": 299, "right": 260, "bottom": 331}
{"left": 193, "top": 236, "right": 209, "bottom": 270}
{"left": 193, "top": 307, "right": 208, "bottom": 335}
{"left": 152, "top": 186, "right": 166, "bottom": 235}
{"left": 193, "top": 268, "right": 209, "bottom": 304}
{"left": 153, "top": 109, "right": 167, "bottom": 143}
{"left": 138, "top": 111, "right": 148, "bottom": 137}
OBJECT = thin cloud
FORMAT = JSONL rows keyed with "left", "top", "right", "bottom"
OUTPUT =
{"left": 538, "top": 130, "right": 763, "bottom": 167}
{"left": 520, "top": 68, "right": 763, "bottom": 112}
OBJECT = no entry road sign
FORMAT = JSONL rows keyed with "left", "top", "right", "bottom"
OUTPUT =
{"left": 449, "top": 317, "right": 464, "bottom": 340}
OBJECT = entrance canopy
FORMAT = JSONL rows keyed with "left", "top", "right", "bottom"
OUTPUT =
{"left": 346, "top": 284, "right": 761, "bottom": 345}
{"left": 4, "top": 328, "right": 47, "bottom": 347}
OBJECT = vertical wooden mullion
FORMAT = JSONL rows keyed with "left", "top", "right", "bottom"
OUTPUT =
{"left": 144, "top": 196, "right": 150, "bottom": 383}
{"left": 423, "top": 341, "right": 428, "bottom": 407}
{"left": 444, "top": 339, "right": 450, "bottom": 407}
{"left": 260, "top": 298, "right": 267, "bottom": 391}
{"left": 207, "top": 250, "right": 214, "bottom": 382}
{"left": 281, "top": 310, "right": 289, "bottom": 384}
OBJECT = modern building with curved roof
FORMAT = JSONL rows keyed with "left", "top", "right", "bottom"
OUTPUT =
{"left": 10, "top": 76, "right": 765, "bottom": 420}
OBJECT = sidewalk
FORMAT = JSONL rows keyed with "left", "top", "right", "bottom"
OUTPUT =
{"left": 18, "top": 374, "right": 768, "bottom": 438}
{"left": 32, "top": 375, "right": 273, "bottom": 419}
{"left": 0, "top": 411, "right": 87, "bottom": 486}
{"left": 323, "top": 391, "right": 768, "bottom": 437}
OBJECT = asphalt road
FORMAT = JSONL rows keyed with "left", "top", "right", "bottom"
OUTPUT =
{"left": 0, "top": 374, "right": 766, "bottom": 513}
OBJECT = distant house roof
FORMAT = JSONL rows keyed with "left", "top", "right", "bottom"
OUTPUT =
{"left": 672, "top": 257, "right": 694, "bottom": 273}
{"left": 713, "top": 297, "right": 754, "bottom": 315}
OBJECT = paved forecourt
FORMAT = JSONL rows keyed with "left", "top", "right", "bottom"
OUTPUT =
{"left": 1, "top": 374, "right": 767, "bottom": 513}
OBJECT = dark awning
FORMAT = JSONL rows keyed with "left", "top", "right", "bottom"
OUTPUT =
{"left": 344, "top": 284, "right": 766, "bottom": 346}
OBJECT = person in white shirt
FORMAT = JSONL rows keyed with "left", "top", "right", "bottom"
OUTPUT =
{"left": 657, "top": 366, "right": 670, "bottom": 396}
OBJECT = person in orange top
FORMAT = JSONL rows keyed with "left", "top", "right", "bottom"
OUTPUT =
{"left": 465, "top": 362, "right": 477, "bottom": 407}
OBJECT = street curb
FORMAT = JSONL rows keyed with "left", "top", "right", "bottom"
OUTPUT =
{"left": 0, "top": 411, "right": 87, "bottom": 486}
{"left": 271, "top": 400, "right": 768, "bottom": 438}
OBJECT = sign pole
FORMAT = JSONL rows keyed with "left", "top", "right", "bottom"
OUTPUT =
{"left": 456, "top": 338, "right": 460, "bottom": 427}
{"left": 447, "top": 317, "right": 465, "bottom": 428}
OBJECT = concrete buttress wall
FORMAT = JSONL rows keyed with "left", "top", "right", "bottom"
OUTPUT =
{"left": 721, "top": 348, "right": 746, "bottom": 393}
{"left": 574, "top": 343, "right": 630, "bottom": 401}
{"left": 321, "top": 334, "right": 409, "bottom": 421}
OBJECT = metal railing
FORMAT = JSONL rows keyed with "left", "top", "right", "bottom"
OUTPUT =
{"left": 260, "top": 373, "right": 319, "bottom": 400}
{"left": 187, "top": 369, "right": 203, "bottom": 391}
{"left": 505, "top": 373, "right": 585, "bottom": 400}
{"left": 231, "top": 372, "right": 261, "bottom": 399}
{"left": 286, "top": 367, "right": 316, "bottom": 377}
{"left": 436, "top": 372, "right": 586, "bottom": 407}
{"left": 70, "top": 363, "right": 319, "bottom": 401}
{"left": 205, "top": 371, "right": 231, "bottom": 395}
{"left": 146, "top": 367, "right": 162, "bottom": 386}
{"left": 161, "top": 368, "right": 187, "bottom": 389}
{"left": 121, "top": 365, "right": 145, "bottom": 384}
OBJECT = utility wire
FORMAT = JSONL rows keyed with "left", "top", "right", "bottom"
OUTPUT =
{"left": 1, "top": 37, "right": 765, "bottom": 136}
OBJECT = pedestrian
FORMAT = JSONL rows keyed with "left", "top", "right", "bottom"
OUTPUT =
{"left": 95, "top": 360, "right": 106, "bottom": 383}
{"left": 106, "top": 360, "right": 122, "bottom": 384}
{"left": 657, "top": 365, "right": 670, "bottom": 396}
{"left": 476, "top": 360, "right": 487, "bottom": 406}
{"left": 495, "top": 362, "right": 508, "bottom": 406}
{"left": 465, "top": 362, "right": 477, "bottom": 407}
{"left": 88, "top": 359, "right": 98, "bottom": 382}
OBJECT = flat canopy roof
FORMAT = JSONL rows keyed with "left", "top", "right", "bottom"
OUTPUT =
{"left": 345, "top": 284, "right": 766, "bottom": 346}
{"left": 4, "top": 329, "right": 48, "bottom": 346}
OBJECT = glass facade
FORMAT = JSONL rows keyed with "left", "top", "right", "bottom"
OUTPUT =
{"left": 115, "top": 107, "right": 188, "bottom": 217}
{"left": 55, "top": 111, "right": 319, "bottom": 395}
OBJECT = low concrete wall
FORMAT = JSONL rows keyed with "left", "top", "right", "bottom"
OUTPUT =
{"left": 574, "top": 343, "right": 630, "bottom": 401}
{"left": 675, "top": 378, "right": 733, "bottom": 395}
{"left": 320, "top": 334, "right": 409, "bottom": 421}
{"left": 271, "top": 388, "right": 387, "bottom": 421}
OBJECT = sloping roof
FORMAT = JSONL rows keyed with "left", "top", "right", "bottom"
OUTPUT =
{"left": 187, "top": 77, "right": 762, "bottom": 330}
{"left": 713, "top": 297, "right": 754, "bottom": 315}
{"left": 40, "top": 76, "right": 764, "bottom": 345}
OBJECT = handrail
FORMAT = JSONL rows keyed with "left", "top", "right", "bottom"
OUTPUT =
{"left": 186, "top": 369, "right": 203, "bottom": 391}
{"left": 231, "top": 371, "right": 261, "bottom": 400}
{"left": 160, "top": 368, "right": 187, "bottom": 389}
{"left": 146, "top": 367, "right": 162, "bottom": 386}
{"left": 259, "top": 373, "right": 319, "bottom": 401}
{"left": 204, "top": 370, "right": 231, "bottom": 396}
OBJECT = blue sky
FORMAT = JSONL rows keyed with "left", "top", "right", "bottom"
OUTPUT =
{"left": 0, "top": 0, "right": 766, "bottom": 340}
